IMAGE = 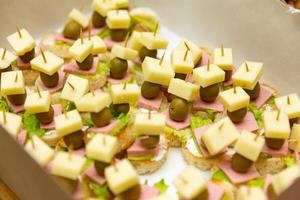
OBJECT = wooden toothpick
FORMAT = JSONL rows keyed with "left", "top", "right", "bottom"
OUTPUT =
{"left": 41, "top": 49, "right": 47, "bottom": 63}
{"left": 102, "top": 136, "right": 106, "bottom": 146}
{"left": 31, "top": 137, "right": 36, "bottom": 150}
{"left": 89, "top": 81, "right": 95, "bottom": 96}
{"left": 159, "top": 50, "right": 166, "bottom": 66}
{"left": 218, "top": 123, "right": 224, "bottom": 131}
{"left": 124, "top": 32, "right": 130, "bottom": 48}
{"left": 255, "top": 132, "right": 260, "bottom": 141}
{"left": 68, "top": 82, "right": 75, "bottom": 90}
{"left": 288, "top": 138, "right": 299, "bottom": 143}
{"left": 112, "top": 160, "right": 119, "bottom": 172}
{"left": 1, "top": 48, "right": 6, "bottom": 60}
{"left": 63, "top": 108, "right": 68, "bottom": 119}
{"left": 148, "top": 109, "right": 151, "bottom": 119}
{"left": 245, "top": 62, "right": 249, "bottom": 72}
{"left": 221, "top": 44, "right": 224, "bottom": 57}
{"left": 88, "top": 24, "right": 91, "bottom": 41}
{"left": 233, "top": 86, "right": 237, "bottom": 94}
{"left": 80, "top": 28, "right": 84, "bottom": 45}
{"left": 183, "top": 47, "right": 189, "bottom": 61}
{"left": 16, "top": 27, "right": 22, "bottom": 38}
{"left": 36, "top": 86, "right": 41, "bottom": 98}
{"left": 2, "top": 111, "right": 7, "bottom": 125}
{"left": 287, "top": 96, "right": 291, "bottom": 105}
{"left": 14, "top": 73, "right": 18, "bottom": 82}
{"left": 276, "top": 110, "right": 281, "bottom": 121}
{"left": 123, "top": 81, "right": 127, "bottom": 90}
{"left": 153, "top": 22, "right": 159, "bottom": 36}
{"left": 207, "top": 60, "right": 210, "bottom": 71}
{"left": 179, "top": 175, "right": 187, "bottom": 185}
{"left": 68, "top": 144, "right": 73, "bottom": 160}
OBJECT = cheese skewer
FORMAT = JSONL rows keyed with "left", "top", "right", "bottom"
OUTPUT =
{"left": 1, "top": 48, "right": 6, "bottom": 60}
{"left": 80, "top": 28, "right": 84, "bottom": 45}
{"left": 67, "top": 82, "right": 75, "bottom": 90}
{"left": 276, "top": 110, "right": 281, "bottom": 121}
{"left": 245, "top": 62, "right": 249, "bottom": 72}
{"left": 36, "top": 86, "right": 41, "bottom": 98}
{"left": 16, "top": 27, "right": 22, "bottom": 38}
{"left": 153, "top": 22, "right": 159, "bottom": 36}
{"left": 2, "top": 110, "right": 7, "bottom": 125}
{"left": 159, "top": 50, "right": 166, "bottom": 66}
{"left": 40, "top": 49, "right": 47, "bottom": 63}
{"left": 122, "top": 81, "right": 127, "bottom": 90}
{"left": 221, "top": 44, "right": 224, "bottom": 56}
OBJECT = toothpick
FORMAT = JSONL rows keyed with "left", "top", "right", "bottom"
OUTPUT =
{"left": 245, "top": 62, "right": 249, "bottom": 72}
{"left": 14, "top": 73, "right": 18, "bottom": 82}
{"left": 31, "top": 137, "right": 36, "bottom": 150}
{"left": 288, "top": 138, "right": 299, "bottom": 143}
{"left": 207, "top": 60, "right": 210, "bottom": 71}
{"left": 153, "top": 22, "right": 159, "bottom": 36}
{"left": 255, "top": 132, "right": 260, "bottom": 141}
{"left": 68, "top": 145, "right": 73, "bottom": 160}
{"left": 36, "top": 86, "right": 41, "bottom": 98}
{"left": 159, "top": 50, "right": 166, "bottom": 66}
{"left": 123, "top": 81, "right": 127, "bottom": 90}
{"left": 179, "top": 176, "right": 187, "bottom": 185}
{"left": 276, "top": 110, "right": 281, "bottom": 121}
{"left": 80, "top": 28, "right": 84, "bottom": 45}
{"left": 67, "top": 82, "right": 75, "bottom": 90}
{"left": 287, "top": 96, "right": 291, "bottom": 105}
{"left": 88, "top": 24, "right": 91, "bottom": 41}
{"left": 41, "top": 49, "right": 47, "bottom": 63}
{"left": 1, "top": 48, "right": 6, "bottom": 60}
{"left": 2, "top": 111, "right": 7, "bottom": 125}
{"left": 124, "top": 32, "right": 130, "bottom": 48}
{"left": 89, "top": 81, "right": 95, "bottom": 96}
{"left": 233, "top": 86, "right": 237, "bottom": 94}
{"left": 112, "top": 160, "right": 118, "bottom": 172}
{"left": 63, "top": 108, "right": 68, "bottom": 119}
{"left": 218, "top": 123, "right": 224, "bottom": 131}
{"left": 16, "top": 27, "right": 22, "bottom": 38}
{"left": 221, "top": 44, "right": 224, "bottom": 56}
{"left": 102, "top": 136, "right": 106, "bottom": 146}
{"left": 148, "top": 109, "right": 151, "bottom": 119}
{"left": 184, "top": 42, "right": 190, "bottom": 51}
{"left": 183, "top": 48, "right": 189, "bottom": 61}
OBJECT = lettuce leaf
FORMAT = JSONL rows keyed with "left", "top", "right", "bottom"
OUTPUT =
{"left": 248, "top": 103, "right": 264, "bottom": 127}
{"left": 130, "top": 16, "right": 156, "bottom": 32}
{"left": 211, "top": 170, "right": 229, "bottom": 182}
{"left": 153, "top": 179, "right": 168, "bottom": 193}
{"left": 90, "top": 182, "right": 110, "bottom": 200}
{"left": 98, "top": 27, "right": 110, "bottom": 39}
{"left": 55, "top": 40, "right": 72, "bottom": 47}
{"left": 266, "top": 96, "right": 275, "bottom": 105}
{"left": 190, "top": 116, "right": 212, "bottom": 130}
{"left": 133, "top": 64, "right": 143, "bottom": 73}
{"left": 83, "top": 117, "right": 95, "bottom": 128}
{"left": 82, "top": 158, "right": 94, "bottom": 172}
{"left": 247, "top": 177, "right": 265, "bottom": 188}
{"left": 22, "top": 112, "right": 45, "bottom": 137}
{"left": 0, "top": 97, "right": 12, "bottom": 112}
{"left": 282, "top": 155, "right": 297, "bottom": 167}
{"left": 164, "top": 126, "right": 191, "bottom": 143}
{"left": 128, "top": 154, "right": 153, "bottom": 161}
{"left": 111, "top": 114, "right": 130, "bottom": 136}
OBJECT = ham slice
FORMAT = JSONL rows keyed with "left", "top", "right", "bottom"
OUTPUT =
{"left": 138, "top": 185, "right": 160, "bottom": 200}
{"left": 192, "top": 97, "right": 224, "bottom": 112}
{"left": 234, "top": 111, "right": 258, "bottom": 132}
{"left": 88, "top": 120, "right": 120, "bottom": 134}
{"left": 40, "top": 104, "right": 63, "bottom": 130}
{"left": 104, "top": 37, "right": 124, "bottom": 50}
{"left": 200, "top": 51, "right": 213, "bottom": 67}
{"left": 218, "top": 160, "right": 260, "bottom": 184}
{"left": 63, "top": 57, "right": 99, "bottom": 75}
{"left": 263, "top": 174, "right": 274, "bottom": 193}
{"left": 73, "top": 183, "right": 84, "bottom": 200}
{"left": 165, "top": 112, "right": 191, "bottom": 130}
{"left": 251, "top": 86, "right": 273, "bottom": 108}
{"left": 17, "top": 130, "right": 27, "bottom": 145}
{"left": 84, "top": 164, "right": 106, "bottom": 185}
{"left": 262, "top": 140, "right": 288, "bottom": 157}
{"left": 37, "top": 70, "right": 65, "bottom": 93}
{"left": 295, "top": 151, "right": 300, "bottom": 166}
{"left": 83, "top": 26, "right": 104, "bottom": 37}
{"left": 107, "top": 73, "right": 131, "bottom": 84}
{"left": 207, "top": 181, "right": 225, "bottom": 200}
{"left": 137, "top": 92, "right": 163, "bottom": 111}
{"left": 9, "top": 101, "right": 25, "bottom": 113}
{"left": 73, "top": 148, "right": 85, "bottom": 157}
{"left": 54, "top": 33, "right": 75, "bottom": 44}
{"left": 127, "top": 138, "right": 160, "bottom": 157}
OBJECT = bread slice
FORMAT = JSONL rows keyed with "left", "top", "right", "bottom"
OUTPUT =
{"left": 256, "top": 157, "right": 287, "bottom": 176}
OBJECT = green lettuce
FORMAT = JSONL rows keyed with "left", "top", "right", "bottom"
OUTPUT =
{"left": 78, "top": 61, "right": 110, "bottom": 80}
{"left": 190, "top": 116, "right": 212, "bottom": 130}
{"left": 91, "top": 182, "right": 110, "bottom": 200}
{"left": 266, "top": 96, "right": 275, "bottom": 105}
{"left": 82, "top": 158, "right": 94, "bottom": 172}
{"left": 133, "top": 64, "right": 143, "bottom": 73}
{"left": 128, "top": 154, "right": 153, "bottom": 161}
{"left": 0, "top": 97, "right": 12, "bottom": 112}
{"left": 22, "top": 112, "right": 45, "bottom": 137}
{"left": 247, "top": 177, "right": 265, "bottom": 188}
{"left": 83, "top": 117, "right": 95, "bottom": 128}
{"left": 111, "top": 114, "right": 131, "bottom": 136}
{"left": 164, "top": 126, "right": 191, "bottom": 143}
{"left": 211, "top": 170, "right": 229, "bottom": 182}
{"left": 55, "top": 40, "right": 72, "bottom": 47}
{"left": 153, "top": 179, "right": 168, "bottom": 193}
{"left": 98, "top": 27, "right": 110, "bottom": 39}
{"left": 283, "top": 155, "right": 297, "bottom": 167}
{"left": 130, "top": 16, "right": 156, "bottom": 32}
{"left": 248, "top": 103, "right": 264, "bottom": 127}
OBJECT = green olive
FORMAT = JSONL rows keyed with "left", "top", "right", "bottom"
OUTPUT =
{"left": 76, "top": 54, "right": 94, "bottom": 70}
{"left": 110, "top": 57, "right": 128, "bottom": 79}
{"left": 140, "top": 135, "right": 160, "bottom": 149}
{"left": 224, "top": 70, "right": 232, "bottom": 82}
{"left": 7, "top": 92, "right": 26, "bottom": 105}
{"left": 166, "top": 92, "right": 176, "bottom": 102}
{"left": 200, "top": 83, "right": 219, "bottom": 102}
{"left": 35, "top": 106, "right": 54, "bottom": 124}
{"left": 265, "top": 138, "right": 285, "bottom": 150}
{"left": 19, "top": 49, "right": 35, "bottom": 63}
{"left": 91, "top": 107, "right": 111, "bottom": 127}
{"left": 52, "top": 175, "right": 78, "bottom": 194}
{"left": 191, "top": 189, "right": 209, "bottom": 200}
{"left": 175, "top": 73, "right": 187, "bottom": 80}
{"left": 94, "top": 160, "right": 110, "bottom": 176}
{"left": 92, "top": 11, "right": 106, "bottom": 28}
{"left": 141, "top": 81, "right": 161, "bottom": 99}
{"left": 63, "top": 130, "right": 84, "bottom": 150}
{"left": 62, "top": 20, "right": 81, "bottom": 40}
{"left": 40, "top": 71, "right": 59, "bottom": 88}
{"left": 110, "top": 29, "right": 127, "bottom": 42}
{"left": 231, "top": 153, "right": 253, "bottom": 173}
{"left": 245, "top": 82, "right": 260, "bottom": 100}
{"left": 227, "top": 107, "right": 247, "bottom": 123}
{"left": 113, "top": 103, "right": 130, "bottom": 115}
{"left": 119, "top": 184, "right": 141, "bottom": 200}
{"left": 169, "top": 98, "right": 189, "bottom": 122}
{"left": 139, "top": 46, "right": 157, "bottom": 62}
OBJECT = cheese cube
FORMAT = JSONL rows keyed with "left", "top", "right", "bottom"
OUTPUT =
{"left": 54, "top": 110, "right": 83, "bottom": 137}
{"left": 234, "top": 131, "right": 265, "bottom": 162}
{"left": 140, "top": 32, "right": 168, "bottom": 50}
{"left": 113, "top": 0, "right": 128, "bottom": 8}
{"left": 89, "top": 36, "right": 107, "bottom": 55}
{"left": 106, "top": 10, "right": 130, "bottom": 29}
{"left": 127, "top": 31, "right": 143, "bottom": 51}
{"left": 171, "top": 50, "right": 194, "bottom": 74}
{"left": 168, "top": 78, "right": 199, "bottom": 102}
{"left": 75, "top": 92, "right": 111, "bottom": 113}
{"left": 202, "top": 117, "right": 239, "bottom": 155}
{"left": 275, "top": 94, "right": 300, "bottom": 119}
{"left": 0, "top": 48, "right": 17, "bottom": 69}
{"left": 111, "top": 44, "right": 138, "bottom": 61}
{"left": 173, "top": 166, "right": 206, "bottom": 199}
{"left": 86, "top": 134, "right": 118, "bottom": 163}
{"left": 237, "top": 186, "right": 267, "bottom": 200}
{"left": 30, "top": 51, "right": 64, "bottom": 76}
{"left": 110, "top": 83, "right": 140, "bottom": 104}
{"left": 213, "top": 48, "right": 233, "bottom": 70}
{"left": 60, "top": 74, "right": 89, "bottom": 102}
{"left": 142, "top": 57, "right": 175, "bottom": 86}
{"left": 68, "top": 8, "right": 89, "bottom": 28}
{"left": 1, "top": 71, "right": 25, "bottom": 95}
{"left": 193, "top": 64, "right": 225, "bottom": 87}
{"left": 24, "top": 91, "right": 51, "bottom": 114}
{"left": 51, "top": 151, "right": 86, "bottom": 180}
{"left": 263, "top": 111, "right": 290, "bottom": 139}
{"left": 271, "top": 166, "right": 300, "bottom": 195}
{"left": 219, "top": 87, "right": 250, "bottom": 112}
{"left": 69, "top": 39, "right": 93, "bottom": 63}
{"left": 105, "top": 159, "right": 139, "bottom": 194}
{"left": 175, "top": 38, "right": 203, "bottom": 65}
{"left": 289, "top": 124, "right": 300, "bottom": 152}
{"left": 134, "top": 112, "right": 165, "bottom": 135}
{"left": 232, "top": 62, "right": 264, "bottom": 90}
{"left": 0, "top": 111, "right": 22, "bottom": 137}
{"left": 92, "top": 0, "right": 115, "bottom": 17}
{"left": 149, "top": 194, "right": 171, "bottom": 200}
{"left": 25, "top": 135, "right": 54, "bottom": 166}
{"left": 7, "top": 28, "right": 36, "bottom": 56}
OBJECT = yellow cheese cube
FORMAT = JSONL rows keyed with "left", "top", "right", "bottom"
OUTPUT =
{"left": 92, "top": 0, "right": 115, "bottom": 17}
{"left": 111, "top": 44, "right": 138, "bottom": 61}
{"left": 168, "top": 78, "right": 199, "bottom": 102}
{"left": 232, "top": 62, "right": 264, "bottom": 90}
{"left": 234, "top": 131, "right": 265, "bottom": 162}
{"left": 213, "top": 48, "right": 233, "bottom": 70}
{"left": 106, "top": 10, "right": 130, "bottom": 29}
{"left": 89, "top": 36, "right": 107, "bottom": 55}
{"left": 110, "top": 83, "right": 140, "bottom": 104}
{"left": 142, "top": 57, "right": 175, "bottom": 86}
{"left": 24, "top": 91, "right": 51, "bottom": 114}
{"left": 149, "top": 194, "right": 171, "bottom": 200}
{"left": 86, "top": 134, "right": 118, "bottom": 163}
{"left": 113, "top": 0, "right": 128, "bottom": 8}
{"left": 134, "top": 112, "right": 165, "bottom": 135}
{"left": 30, "top": 51, "right": 64, "bottom": 76}
{"left": 68, "top": 8, "right": 89, "bottom": 28}
{"left": 175, "top": 38, "right": 203, "bottom": 65}
{"left": 127, "top": 31, "right": 143, "bottom": 51}
{"left": 263, "top": 111, "right": 290, "bottom": 139}
{"left": 289, "top": 124, "right": 300, "bottom": 152}
{"left": 7, "top": 28, "right": 36, "bottom": 56}
{"left": 25, "top": 135, "right": 54, "bottom": 166}
{"left": 60, "top": 74, "right": 89, "bottom": 102}
{"left": 0, "top": 111, "right": 22, "bottom": 137}
{"left": 202, "top": 117, "right": 239, "bottom": 155}
{"left": 237, "top": 186, "right": 267, "bottom": 200}
{"left": 105, "top": 159, "right": 139, "bottom": 194}
{"left": 171, "top": 50, "right": 194, "bottom": 74}
{"left": 193, "top": 64, "right": 225, "bottom": 87}
{"left": 219, "top": 87, "right": 250, "bottom": 112}
{"left": 140, "top": 32, "right": 168, "bottom": 50}
{"left": 54, "top": 110, "right": 83, "bottom": 137}
{"left": 69, "top": 39, "right": 93, "bottom": 63}
{"left": 51, "top": 151, "right": 86, "bottom": 180}
{"left": 75, "top": 92, "right": 111, "bottom": 113}
{"left": 1, "top": 70, "right": 25, "bottom": 95}
{"left": 271, "top": 166, "right": 300, "bottom": 195}
{"left": 0, "top": 48, "right": 17, "bottom": 69}
{"left": 275, "top": 94, "right": 300, "bottom": 119}
{"left": 173, "top": 166, "right": 206, "bottom": 199}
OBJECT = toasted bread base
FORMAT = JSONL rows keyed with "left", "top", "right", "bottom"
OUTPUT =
{"left": 256, "top": 157, "right": 287, "bottom": 176}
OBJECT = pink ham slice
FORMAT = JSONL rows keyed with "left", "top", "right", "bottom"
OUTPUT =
{"left": 192, "top": 97, "right": 224, "bottom": 112}
{"left": 84, "top": 164, "right": 106, "bottom": 185}
{"left": 73, "top": 148, "right": 85, "bottom": 157}
{"left": 107, "top": 73, "right": 131, "bottom": 84}
{"left": 218, "top": 160, "right": 260, "bottom": 184}
{"left": 54, "top": 33, "right": 75, "bottom": 44}
{"left": 17, "top": 130, "right": 27, "bottom": 145}
{"left": 40, "top": 104, "right": 63, "bottom": 130}
{"left": 234, "top": 111, "right": 258, "bottom": 132}
{"left": 262, "top": 140, "right": 288, "bottom": 157}
{"left": 83, "top": 26, "right": 104, "bottom": 37}
{"left": 138, "top": 185, "right": 160, "bottom": 200}
{"left": 207, "top": 181, "right": 225, "bottom": 200}
{"left": 73, "top": 183, "right": 84, "bottom": 200}
{"left": 165, "top": 112, "right": 191, "bottom": 130}
{"left": 37, "top": 70, "right": 65, "bottom": 93}
{"left": 9, "top": 101, "right": 25, "bottom": 113}
{"left": 88, "top": 120, "right": 120, "bottom": 134}
{"left": 104, "top": 37, "right": 124, "bottom": 50}
{"left": 127, "top": 138, "right": 160, "bottom": 157}
{"left": 137, "top": 92, "right": 163, "bottom": 111}
{"left": 200, "top": 51, "right": 213, "bottom": 67}
{"left": 63, "top": 57, "right": 99, "bottom": 75}
{"left": 251, "top": 86, "right": 273, "bottom": 108}
{"left": 263, "top": 174, "right": 274, "bottom": 193}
